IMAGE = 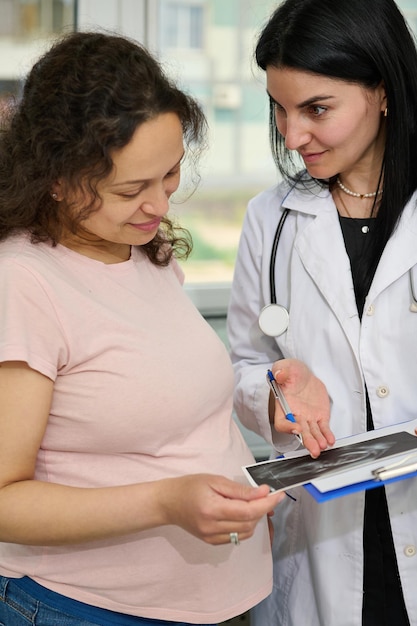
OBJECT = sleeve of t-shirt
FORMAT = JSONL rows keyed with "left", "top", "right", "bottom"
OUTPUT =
{"left": 0, "top": 259, "right": 68, "bottom": 380}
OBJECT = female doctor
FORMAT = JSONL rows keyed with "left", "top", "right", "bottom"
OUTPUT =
{"left": 227, "top": 0, "right": 417, "bottom": 624}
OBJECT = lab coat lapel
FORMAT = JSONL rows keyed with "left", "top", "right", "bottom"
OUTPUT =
{"left": 289, "top": 192, "right": 361, "bottom": 343}
{"left": 367, "top": 197, "right": 417, "bottom": 303}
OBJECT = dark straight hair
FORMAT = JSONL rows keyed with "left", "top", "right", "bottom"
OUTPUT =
{"left": 255, "top": 0, "right": 417, "bottom": 292}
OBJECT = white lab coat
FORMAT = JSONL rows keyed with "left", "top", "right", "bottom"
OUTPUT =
{"left": 227, "top": 180, "right": 417, "bottom": 626}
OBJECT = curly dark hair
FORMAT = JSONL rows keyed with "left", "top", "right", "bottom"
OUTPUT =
{"left": 0, "top": 31, "right": 208, "bottom": 265}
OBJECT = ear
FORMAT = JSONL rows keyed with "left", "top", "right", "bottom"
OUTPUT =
{"left": 378, "top": 81, "right": 387, "bottom": 115}
{"left": 50, "top": 180, "right": 64, "bottom": 202}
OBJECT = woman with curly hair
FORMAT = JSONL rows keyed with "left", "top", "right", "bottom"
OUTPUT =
{"left": 0, "top": 32, "right": 283, "bottom": 626}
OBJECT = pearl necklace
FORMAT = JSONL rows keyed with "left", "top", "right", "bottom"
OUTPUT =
{"left": 336, "top": 177, "right": 382, "bottom": 199}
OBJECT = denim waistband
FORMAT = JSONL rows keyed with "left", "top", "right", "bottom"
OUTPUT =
{"left": 1, "top": 576, "right": 213, "bottom": 626}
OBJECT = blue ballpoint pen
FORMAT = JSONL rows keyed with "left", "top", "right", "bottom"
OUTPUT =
{"left": 266, "top": 369, "right": 303, "bottom": 446}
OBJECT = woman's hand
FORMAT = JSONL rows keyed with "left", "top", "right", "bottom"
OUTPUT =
{"left": 270, "top": 358, "right": 335, "bottom": 458}
{"left": 157, "top": 473, "right": 285, "bottom": 545}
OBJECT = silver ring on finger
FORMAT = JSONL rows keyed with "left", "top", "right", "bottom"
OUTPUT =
{"left": 229, "top": 531, "right": 240, "bottom": 546}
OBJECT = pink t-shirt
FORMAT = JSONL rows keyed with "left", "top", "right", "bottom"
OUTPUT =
{"left": 0, "top": 234, "right": 272, "bottom": 624}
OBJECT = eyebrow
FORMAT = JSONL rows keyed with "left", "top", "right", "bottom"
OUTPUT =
{"left": 109, "top": 154, "right": 185, "bottom": 188}
{"left": 267, "top": 90, "right": 335, "bottom": 109}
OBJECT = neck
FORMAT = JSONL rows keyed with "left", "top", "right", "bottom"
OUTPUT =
{"left": 60, "top": 234, "right": 131, "bottom": 264}
{"left": 336, "top": 176, "right": 382, "bottom": 200}
{"left": 333, "top": 186, "right": 377, "bottom": 219}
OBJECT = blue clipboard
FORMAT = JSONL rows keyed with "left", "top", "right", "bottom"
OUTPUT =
{"left": 304, "top": 469, "right": 417, "bottom": 502}
{"left": 243, "top": 428, "right": 417, "bottom": 500}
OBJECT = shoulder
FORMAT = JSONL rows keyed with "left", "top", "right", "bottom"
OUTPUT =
{"left": 0, "top": 232, "right": 58, "bottom": 265}
{"left": 0, "top": 232, "right": 32, "bottom": 259}
{"left": 247, "top": 180, "right": 291, "bottom": 211}
{"left": 243, "top": 182, "right": 289, "bottom": 232}
{"left": 246, "top": 175, "right": 327, "bottom": 217}
{"left": 0, "top": 235, "right": 72, "bottom": 293}
{"left": 0, "top": 234, "right": 43, "bottom": 278}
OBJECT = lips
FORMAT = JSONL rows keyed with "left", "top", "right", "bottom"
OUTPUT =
{"left": 129, "top": 218, "right": 161, "bottom": 232}
{"left": 300, "top": 151, "right": 326, "bottom": 164}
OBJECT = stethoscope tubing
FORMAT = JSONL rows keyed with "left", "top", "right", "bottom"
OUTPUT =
{"left": 269, "top": 207, "right": 290, "bottom": 305}
{"left": 258, "top": 206, "right": 291, "bottom": 337}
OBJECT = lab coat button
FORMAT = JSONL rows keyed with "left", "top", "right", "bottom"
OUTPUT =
{"left": 376, "top": 385, "right": 389, "bottom": 398}
{"left": 366, "top": 304, "right": 375, "bottom": 316}
{"left": 404, "top": 545, "right": 416, "bottom": 557}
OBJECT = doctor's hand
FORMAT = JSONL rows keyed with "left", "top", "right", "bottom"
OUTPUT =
{"left": 270, "top": 359, "right": 334, "bottom": 458}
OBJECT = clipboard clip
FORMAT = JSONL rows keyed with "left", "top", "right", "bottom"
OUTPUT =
{"left": 372, "top": 453, "right": 417, "bottom": 481}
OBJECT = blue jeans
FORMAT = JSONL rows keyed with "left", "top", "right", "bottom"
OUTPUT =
{"left": 0, "top": 576, "right": 217, "bottom": 626}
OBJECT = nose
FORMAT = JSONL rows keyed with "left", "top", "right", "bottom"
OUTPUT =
{"left": 141, "top": 184, "right": 170, "bottom": 217}
{"left": 279, "top": 114, "right": 312, "bottom": 151}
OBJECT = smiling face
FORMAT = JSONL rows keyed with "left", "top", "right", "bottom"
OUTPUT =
{"left": 266, "top": 66, "right": 387, "bottom": 182}
{"left": 59, "top": 112, "right": 185, "bottom": 262}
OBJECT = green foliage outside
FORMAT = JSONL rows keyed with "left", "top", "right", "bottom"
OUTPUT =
{"left": 173, "top": 187, "right": 260, "bottom": 282}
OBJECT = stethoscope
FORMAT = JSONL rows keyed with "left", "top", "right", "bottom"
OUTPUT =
{"left": 258, "top": 207, "right": 291, "bottom": 337}
{"left": 258, "top": 206, "right": 417, "bottom": 337}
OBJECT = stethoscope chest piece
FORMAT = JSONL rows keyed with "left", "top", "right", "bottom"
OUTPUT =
{"left": 258, "top": 303, "right": 289, "bottom": 337}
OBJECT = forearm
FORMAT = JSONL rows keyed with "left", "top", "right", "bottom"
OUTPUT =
{"left": 0, "top": 474, "right": 285, "bottom": 548}
{"left": 0, "top": 478, "right": 170, "bottom": 545}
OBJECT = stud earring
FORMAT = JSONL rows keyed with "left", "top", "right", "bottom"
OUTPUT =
{"left": 384, "top": 107, "right": 388, "bottom": 117}
{"left": 51, "top": 192, "right": 58, "bottom": 200}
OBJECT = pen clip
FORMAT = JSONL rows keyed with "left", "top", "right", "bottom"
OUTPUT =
{"left": 372, "top": 452, "right": 417, "bottom": 481}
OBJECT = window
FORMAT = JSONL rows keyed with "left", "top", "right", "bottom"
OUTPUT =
{"left": 0, "top": 0, "right": 75, "bottom": 110}
{"left": 152, "top": 0, "right": 417, "bottom": 286}
{"left": 160, "top": 1, "right": 204, "bottom": 50}
{"left": 0, "top": 0, "right": 75, "bottom": 38}
{"left": 154, "top": 0, "right": 279, "bottom": 285}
